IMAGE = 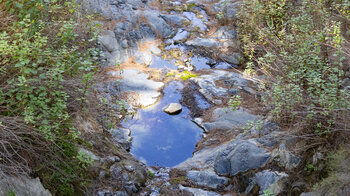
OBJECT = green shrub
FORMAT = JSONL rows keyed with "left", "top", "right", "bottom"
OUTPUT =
{"left": 0, "top": 0, "right": 100, "bottom": 194}
{"left": 237, "top": 0, "right": 350, "bottom": 137}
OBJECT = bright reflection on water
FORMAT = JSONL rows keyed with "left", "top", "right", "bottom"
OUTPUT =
{"left": 122, "top": 81, "right": 203, "bottom": 167}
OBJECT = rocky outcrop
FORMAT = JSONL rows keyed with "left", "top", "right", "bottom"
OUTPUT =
{"left": 214, "top": 140, "right": 270, "bottom": 176}
{"left": 0, "top": 175, "right": 51, "bottom": 196}
{"left": 109, "top": 128, "right": 132, "bottom": 151}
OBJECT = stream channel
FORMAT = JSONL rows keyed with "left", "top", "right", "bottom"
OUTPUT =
{"left": 121, "top": 44, "right": 233, "bottom": 167}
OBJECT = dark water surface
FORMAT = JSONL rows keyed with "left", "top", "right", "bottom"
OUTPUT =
{"left": 122, "top": 81, "right": 203, "bottom": 167}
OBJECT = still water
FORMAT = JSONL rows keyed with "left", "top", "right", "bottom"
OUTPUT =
{"left": 122, "top": 81, "right": 203, "bottom": 167}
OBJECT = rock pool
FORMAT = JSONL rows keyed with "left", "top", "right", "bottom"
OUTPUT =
{"left": 122, "top": 81, "right": 203, "bottom": 167}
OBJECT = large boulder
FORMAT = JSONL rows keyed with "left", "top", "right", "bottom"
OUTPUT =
{"left": 0, "top": 175, "right": 51, "bottom": 196}
{"left": 143, "top": 11, "right": 175, "bottom": 38}
{"left": 214, "top": 140, "right": 270, "bottom": 176}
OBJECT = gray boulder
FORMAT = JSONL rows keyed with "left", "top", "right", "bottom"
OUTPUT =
{"left": 0, "top": 175, "right": 51, "bottom": 196}
{"left": 162, "top": 103, "right": 182, "bottom": 114}
{"left": 214, "top": 140, "right": 270, "bottom": 176}
{"left": 144, "top": 11, "right": 175, "bottom": 38}
{"left": 186, "top": 170, "right": 229, "bottom": 189}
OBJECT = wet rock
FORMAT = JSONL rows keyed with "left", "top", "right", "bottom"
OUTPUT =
{"left": 182, "top": 11, "right": 208, "bottom": 31}
{"left": 144, "top": 11, "right": 175, "bottom": 38}
{"left": 109, "top": 128, "right": 132, "bottom": 151}
{"left": 202, "top": 108, "right": 259, "bottom": 132}
{"left": 0, "top": 175, "right": 51, "bottom": 196}
{"left": 186, "top": 170, "right": 229, "bottom": 189}
{"left": 161, "top": 14, "right": 190, "bottom": 27}
{"left": 186, "top": 38, "right": 222, "bottom": 48}
{"left": 162, "top": 103, "right": 182, "bottom": 114}
{"left": 245, "top": 170, "right": 288, "bottom": 195}
{"left": 214, "top": 139, "right": 270, "bottom": 176}
{"left": 179, "top": 185, "right": 221, "bottom": 196}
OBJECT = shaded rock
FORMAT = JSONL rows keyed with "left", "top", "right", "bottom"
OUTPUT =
{"left": 109, "top": 128, "right": 132, "bottom": 151}
{"left": 161, "top": 14, "right": 189, "bottom": 27}
{"left": 179, "top": 185, "right": 221, "bottom": 196}
{"left": 271, "top": 143, "right": 301, "bottom": 170}
{"left": 0, "top": 175, "right": 51, "bottom": 196}
{"left": 186, "top": 38, "right": 222, "bottom": 48}
{"left": 220, "top": 53, "right": 242, "bottom": 65}
{"left": 246, "top": 170, "right": 288, "bottom": 195}
{"left": 214, "top": 139, "right": 270, "bottom": 176}
{"left": 144, "top": 11, "right": 175, "bottom": 38}
{"left": 162, "top": 103, "right": 182, "bottom": 114}
{"left": 213, "top": 0, "right": 241, "bottom": 21}
{"left": 100, "top": 30, "right": 119, "bottom": 52}
{"left": 186, "top": 170, "right": 229, "bottom": 189}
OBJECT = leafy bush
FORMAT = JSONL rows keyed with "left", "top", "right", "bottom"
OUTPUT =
{"left": 237, "top": 0, "right": 350, "bottom": 138}
{"left": 0, "top": 0, "right": 100, "bottom": 194}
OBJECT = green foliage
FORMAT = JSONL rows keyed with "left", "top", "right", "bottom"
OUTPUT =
{"left": 148, "top": 170, "right": 155, "bottom": 179}
{"left": 260, "top": 188, "right": 275, "bottom": 196}
{"left": 0, "top": 0, "right": 100, "bottom": 194}
{"left": 238, "top": 0, "right": 350, "bottom": 136}
{"left": 180, "top": 71, "right": 198, "bottom": 81}
{"left": 6, "top": 189, "right": 15, "bottom": 196}
{"left": 228, "top": 95, "right": 241, "bottom": 112}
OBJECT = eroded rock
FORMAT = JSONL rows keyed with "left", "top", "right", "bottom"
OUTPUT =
{"left": 162, "top": 103, "right": 182, "bottom": 114}
{"left": 186, "top": 169, "right": 229, "bottom": 189}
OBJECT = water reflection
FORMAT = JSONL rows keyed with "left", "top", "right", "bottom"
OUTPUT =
{"left": 122, "top": 81, "right": 203, "bottom": 167}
